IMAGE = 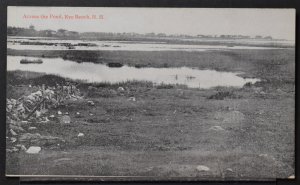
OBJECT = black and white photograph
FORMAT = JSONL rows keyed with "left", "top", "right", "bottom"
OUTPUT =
{"left": 5, "top": 7, "right": 295, "bottom": 180}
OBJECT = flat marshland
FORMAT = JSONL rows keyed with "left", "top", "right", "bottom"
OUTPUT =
{"left": 6, "top": 40, "right": 295, "bottom": 179}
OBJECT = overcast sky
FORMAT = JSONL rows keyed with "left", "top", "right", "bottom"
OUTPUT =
{"left": 8, "top": 7, "right": 295, "bottom": 40}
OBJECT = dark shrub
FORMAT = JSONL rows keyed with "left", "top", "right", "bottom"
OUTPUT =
{"left": 156, "top": 84, "right": 174, "bottom": 89}
{"left": 208, "top": 91, "right": 240, "bottom": 100}
{"left": 107, "top": 63, "right": 123, "bottom": 68}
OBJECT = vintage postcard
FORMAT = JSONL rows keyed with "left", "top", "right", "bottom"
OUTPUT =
{"left": 6, "top": 7, "right": 295, "bottom": 180}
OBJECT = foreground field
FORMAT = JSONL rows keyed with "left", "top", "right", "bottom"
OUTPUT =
{"left": 6, "top": 48, "right": 295, "bottom": 179}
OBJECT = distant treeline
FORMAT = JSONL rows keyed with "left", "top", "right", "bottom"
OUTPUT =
{"left": 7, "top": 26, "right": 80, "bottom": 38}
{"left": 7, "top": 26, "right": 273, "bottom": 40}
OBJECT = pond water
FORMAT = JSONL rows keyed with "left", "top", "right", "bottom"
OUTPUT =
{"left": 7, "top": 37, "right": 284, "bottom": 52}
{"left": 7, "top": 56, "right": 260, "bottom": 88}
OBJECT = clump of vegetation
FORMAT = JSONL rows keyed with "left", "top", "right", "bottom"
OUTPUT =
{"left": 162, "top": 63, "right": 169, "bottom": 67}
{"left": 80, "top": 80, "right": 153, "bottom": 89}
{"left": 20, "top": 58, "right": 43, "bottom": 64}
{"left": 62, "top": 51, "right": 100, "bottom": 63}
{"left": 87, "top": 88, "right": 117, "bottom": 98}
{"left": 134, "top": 64, "right": 148, "bottom": 68}
{"left": 7, "top": 71, "right": 75, "bottom": 87}
{"left": 156, "top": 84, "right": 174, "bottom": 89}
{"left": 107, "top": 62, "right": 123, "bottom": 68}
{"left": 208, "top": 90, "right": 241, "bottom": 100}
{"left": 243, "top": 82, "right": 253, "bottom": 88}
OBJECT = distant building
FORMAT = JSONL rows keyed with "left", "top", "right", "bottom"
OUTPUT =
{"left": 65, "top": 31, "right": 79, "bottom": 37}
{"left": 40, "top": 30, "right": 57, "bottom": 37}
{"left": 57, "top": 29, "right": 67, "bottom": 37}
{"left": 157, "top": 33, "right": 166, "bottom": 37}
{"left": 264, "top": 36, "right": 273, "bottom": 40}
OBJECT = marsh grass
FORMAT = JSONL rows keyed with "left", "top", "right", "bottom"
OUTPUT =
{"left": 6, "top": 47, "right": 295, "bottom": 178}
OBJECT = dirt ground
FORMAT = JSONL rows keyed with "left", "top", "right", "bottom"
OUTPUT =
{"left": 6, "top": 48, "right": 295, "bottom": 180}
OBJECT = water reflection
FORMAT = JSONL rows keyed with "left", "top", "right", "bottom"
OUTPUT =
{"left": 7, "top": 56, "right": 260, "bottom": 88}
